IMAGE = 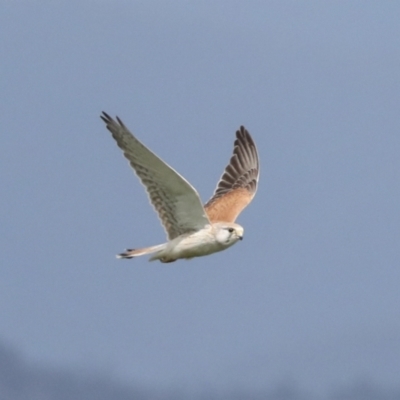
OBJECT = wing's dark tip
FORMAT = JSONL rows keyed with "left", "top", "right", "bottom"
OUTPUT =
{"left": 236, "top": 125, "right": 256, "bottom": 149}
{"left": 101, "top": 112, "right": 127, "bottom": 135}
{"left": 115, "top": 116, "right": 127, "bottom": 130}
{"left": 100, "top": 111, "right": 112, "bottom": 124}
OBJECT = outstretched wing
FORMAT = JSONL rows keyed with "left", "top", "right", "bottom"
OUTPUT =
{"left": 204, "top": 126, "right": 259, "bottom": 223}
{"left": 101, "top": 112, "right": 210, "bottom": 240}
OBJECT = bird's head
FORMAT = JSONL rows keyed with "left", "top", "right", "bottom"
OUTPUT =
{"left": 214, "top": 222, "right": 244, "bottom": 246}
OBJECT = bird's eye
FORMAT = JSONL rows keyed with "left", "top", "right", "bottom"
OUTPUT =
{"left": 228, "top": 228, "right": 234, "bottom": 233}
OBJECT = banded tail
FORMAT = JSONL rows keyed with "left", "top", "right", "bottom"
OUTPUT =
{"left": 117, "top": 244, "right": 166, "bottom": 260}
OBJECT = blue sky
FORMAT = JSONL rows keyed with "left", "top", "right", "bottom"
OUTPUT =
{"left": 1, "top": 1, "right": 400, "bottom": 395}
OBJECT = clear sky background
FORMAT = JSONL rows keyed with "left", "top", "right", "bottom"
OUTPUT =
{"left": 1, "top": 1, "right": 400, "bottom": 396}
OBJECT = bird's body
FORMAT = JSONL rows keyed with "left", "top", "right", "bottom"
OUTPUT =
{"left": 129, "top": 222, "right": 244, "bottom": 263}
{"left": 100, "top": 112, "right": 259, "bottom": 263}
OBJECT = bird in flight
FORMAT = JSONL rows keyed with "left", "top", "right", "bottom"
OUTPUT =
{"left": 100, "top": 112, "right": 260, "bottom": 263}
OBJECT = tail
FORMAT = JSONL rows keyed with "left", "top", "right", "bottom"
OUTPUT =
{"left": 117, "top": 244, "right": 166, "bottom": 260}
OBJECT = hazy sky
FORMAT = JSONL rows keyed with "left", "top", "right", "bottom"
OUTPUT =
{"left": 1, "top": 1, "right": 400, "bottom": 395}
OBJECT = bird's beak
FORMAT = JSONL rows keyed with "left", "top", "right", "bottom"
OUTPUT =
{"left": 238, "top": 236, "right": 243, "bottom": 241}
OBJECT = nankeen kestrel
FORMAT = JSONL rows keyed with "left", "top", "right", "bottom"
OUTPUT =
{"left": 101, "top": 112, "right": 259, "bottom": 263}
